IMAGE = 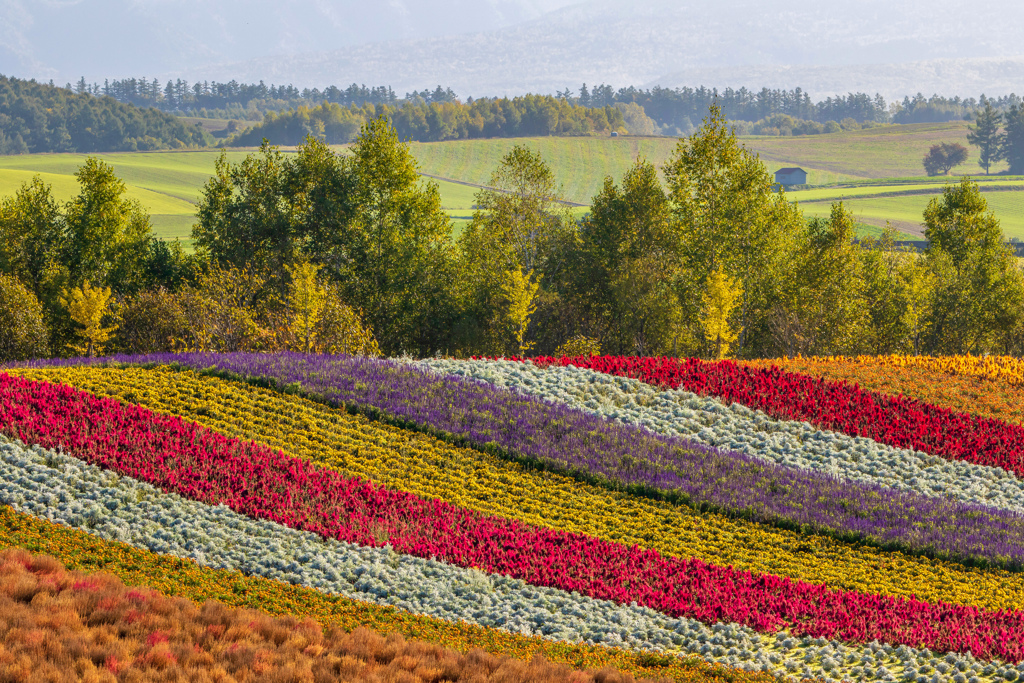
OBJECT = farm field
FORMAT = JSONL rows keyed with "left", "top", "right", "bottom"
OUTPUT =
{"left": 0, "top": 120, "right": 1018, "bottom": 243}
{"left": 408, "top": 135, "right": 857, "bottom": 203}
{"left": 742, "top": 121, "right": 988, "bottom": 179}
{"left": 798, "top": 189, "right": 1024, "bottom": 238}
{"left": 3, "top": 352, "right": 1024, "bottom": 682}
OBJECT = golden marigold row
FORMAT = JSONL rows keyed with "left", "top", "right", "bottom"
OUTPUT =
{"left": 9, "top": 365, "right": 1024, "bottom": 615}
{"left": 782, "top": 355, "right": 1024, "bottom": 386}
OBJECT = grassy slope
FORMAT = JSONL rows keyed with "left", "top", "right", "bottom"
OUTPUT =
{"left": 798, "top": 191, "right": 1024, "bottom": 239}
{"left": 1, "top": 122, "right": 1021, "bottom": 241}
{"left": 741, "top": 121, "right": 987, "bottom": 179}
{"left": 408, "top": 136, "right": 861, "bottom": 204}
{"left": 0, "top": 151, "right": 256, "bottom": 243}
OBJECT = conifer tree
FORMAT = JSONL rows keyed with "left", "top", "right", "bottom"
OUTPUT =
{"left": 967, "top": 101, "right": 1003, "bottom": 175}
{"left": 1001, "top": 102, "right": 1024, "bottom": 175}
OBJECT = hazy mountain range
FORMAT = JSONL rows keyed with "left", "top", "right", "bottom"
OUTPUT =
{"left": 4, "top": 0, "right": 1024, "bottom": 100}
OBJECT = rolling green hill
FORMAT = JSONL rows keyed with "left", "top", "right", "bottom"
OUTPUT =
{"left": 1, "top": 121, "right": 1021, "bottom": 243}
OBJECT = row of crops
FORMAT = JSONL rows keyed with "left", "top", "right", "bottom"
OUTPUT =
{"left": 1, "top": 352, "right": 1023, "bottom": 682}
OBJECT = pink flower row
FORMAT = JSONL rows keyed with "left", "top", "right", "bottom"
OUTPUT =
{"left": 1, "top": 372, "right": 1020, "bottom": 662}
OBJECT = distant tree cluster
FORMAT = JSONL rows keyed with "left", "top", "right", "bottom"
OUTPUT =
{"left": 964, "top": 100, "right": 1024, "bottom": 175}
{"left": 556, "top": 84, "right": 890, "bottom": 134}
{"left": 229, "top": 96, "right": 627, "bottom": 146}
{"left": 0, "top": 75, "right": 211, "bottom": 154}
{"left": 892, "top": 93, "right": 1024, "bottom": 124}
{"left": 72, "top": 76, "right": 452, "bottom": 120}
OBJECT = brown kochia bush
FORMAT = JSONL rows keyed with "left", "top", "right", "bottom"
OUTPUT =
{"left": 0, "top": 548, "right": 669, "bottom": 683}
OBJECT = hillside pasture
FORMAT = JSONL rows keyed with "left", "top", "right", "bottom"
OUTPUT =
{"left": 800, "top": 189, "right": 1024, "bottom": 239}
{"left": 743, "top": 121, "right": 990, "bottom": 179}
{"left": 408, "top": 136, "right": 857, "bottom": 203}
{"left": 0, "top": 122, "right": 1015, "bottom": 243}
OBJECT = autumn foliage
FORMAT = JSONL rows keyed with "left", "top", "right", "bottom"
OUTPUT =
{"left": 0, "top": 547, "right": 662, "bottom": 683}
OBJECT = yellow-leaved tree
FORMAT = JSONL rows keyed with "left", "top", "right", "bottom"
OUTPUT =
{"left": 287, "top": 260, "right": 326, "bottom": 353}
{"left": 554, "top": 335, "right": 602, "bottom": 358}
{"left": 701, "top": 267, "right": 743, "bottom": 359}
{"left": 62, "top": 281, "right": 114, "bottom": 357}
{"left": 500, "top": 269, "right": 541, "bottom": 356}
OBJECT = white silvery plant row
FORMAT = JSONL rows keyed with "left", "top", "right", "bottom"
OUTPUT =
{"left": 417, "top": 359, "right": 1024, "bottom": 515}
{"left": 0, "top": 436, "right": 1011, "bottom": 683}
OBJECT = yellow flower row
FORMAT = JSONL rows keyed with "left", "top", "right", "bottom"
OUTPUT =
{"left": 0, "top": 504, "right": 751, "bottom": 683}
{"left": 11, "top": 365, "right": 1024, "bottom": 614}
{"left": 786, "top": 354, "right": 1024, "bottom": 386}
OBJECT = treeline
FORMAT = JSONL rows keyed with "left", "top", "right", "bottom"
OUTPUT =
{"left": 69, "top": 76, "right": 454, "bottom": 120}
{"left": 3, "top": 109, "right": 1022, "bottom": 363}
{"left": 564, "top": 84, "right": 1024, "bottom": 133}
{"left": 228, "top": 96, "right": 627, "bottom": 146}
{"left": 0, "top": 76, "right": 211, "bottom": 154}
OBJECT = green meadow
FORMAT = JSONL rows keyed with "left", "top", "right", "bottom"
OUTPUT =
{"left": 1, "top": 120, "right": 1021, "bottom": 242}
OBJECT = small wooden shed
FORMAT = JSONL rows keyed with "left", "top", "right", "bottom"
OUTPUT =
{"left": 774, "top": 167, "right": 807, "bottom": 185}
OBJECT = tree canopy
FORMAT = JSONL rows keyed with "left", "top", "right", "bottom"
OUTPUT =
{"left": 0, "top": 75, "right": 210, "bottom": 154}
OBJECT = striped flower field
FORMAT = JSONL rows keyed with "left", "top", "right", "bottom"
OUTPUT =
{"left": 2, "top": 353, "right": 1024, "bottom": 682}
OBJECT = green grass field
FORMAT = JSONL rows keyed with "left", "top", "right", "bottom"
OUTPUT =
{"left": 741, "top": 121, "right": 991, "bottom": 179}
{"left": 407, "top": 136, "right": 863, "bottom": 204}
{"left": 0, "top": 121, "right": 1019, "bottom": 243}
{"left": 799, "top": 190, "right": 1024, "bottom": 239}
{"left": 0, "top": 150, "right": 258, "bottom": 243}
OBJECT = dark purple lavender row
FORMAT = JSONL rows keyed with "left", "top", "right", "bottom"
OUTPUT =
{"left": 10, "top": 351, "right": 1024, "bottom": 570}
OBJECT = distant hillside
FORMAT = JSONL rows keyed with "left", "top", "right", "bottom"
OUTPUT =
{"left": 0, "top": 76, "right": 211, "bottom": 155}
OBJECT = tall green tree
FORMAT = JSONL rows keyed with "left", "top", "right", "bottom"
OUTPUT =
{"left": 63, "top": 157, "right": 152, "bottom": 293}
{"left": 857, "top": 226, "right": 913, "bottom": 354}
{"left": 0, "top": 176, "right": 63, "bottom": 296}
{"left": 773, "top": 202, "right": 866, "bottom": 356}
{"left": 193, "top": 143, "right": 293, "bottom": 277}
{"left": 922, "top": 177, "right": 1023, "bottom": 353}
{"left": 1001, "top": 102, "right": 1024, "bottom": 175}
{"left": 570, "top": 157, "right": 684, "bottom": 355}
{"left": 459, "top": 144, "right": 572, "bottom": 354}
{"left": 966, "top": 101, "right": 1003, "bottom": 175}
{"left": 663, "top": 103, "right": 803, "bottom": 356}
{"left": 343, "top": 117, "right": 458, "bottom": 355}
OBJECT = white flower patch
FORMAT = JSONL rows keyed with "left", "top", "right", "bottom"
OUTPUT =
{"left": 0, "top": 434, "right": 1010, "bottom": 683}
{"left": 418, "top": 359, "right": 1024, "bottom": 515}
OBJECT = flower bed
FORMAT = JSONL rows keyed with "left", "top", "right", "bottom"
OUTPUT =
{"left": 744, "top": 357, "right": 1024, "bottom": 426}
{"left": 424, "top": 358, "right": 1024, "bottom": 514}
{"left": 7, "top": 434, "right": 996, "bottom": 683}
{"left": 13, "top": 365, "right": 1024, "bottom": 615}
{"left": 524, "top": 355, "right": 1024, "bottom": 476}
{"left": 2, "top": 372, "right": 1024, "bottom": 661}
{"left": 12, "top": 353, "right": 1024, "bottom": 570}
{"left": 0, "top": 506, "right": 746, "bottom": 683}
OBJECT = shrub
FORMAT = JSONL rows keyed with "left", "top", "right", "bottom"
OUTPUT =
{"left": 115, "top": 288, "right": 189, "bottom": 353}
{"left": 313, "top": 284, "right": 380, "bottom": 356}
{"left": 0, "top": 274, "right": 48, "bottom": 361}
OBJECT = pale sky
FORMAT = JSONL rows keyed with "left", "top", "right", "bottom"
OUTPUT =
{"left": 3, "top": 0, "right": 1024, "bottom": 99}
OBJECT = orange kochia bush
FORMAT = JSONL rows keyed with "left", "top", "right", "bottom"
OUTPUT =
{"left": 0, "top": 547, "right": 664, "bottom": 683}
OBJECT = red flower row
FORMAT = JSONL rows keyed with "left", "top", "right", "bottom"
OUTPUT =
{"left": 525, "top": 355, "right": 1024, "bottom": 477}
{"left": 1, "top": 372, "right": 1021, "bottom": 662}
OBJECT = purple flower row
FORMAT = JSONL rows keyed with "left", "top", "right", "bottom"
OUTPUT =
{"left": 12, "top": 351, "right": 1024, "bottom": 570}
